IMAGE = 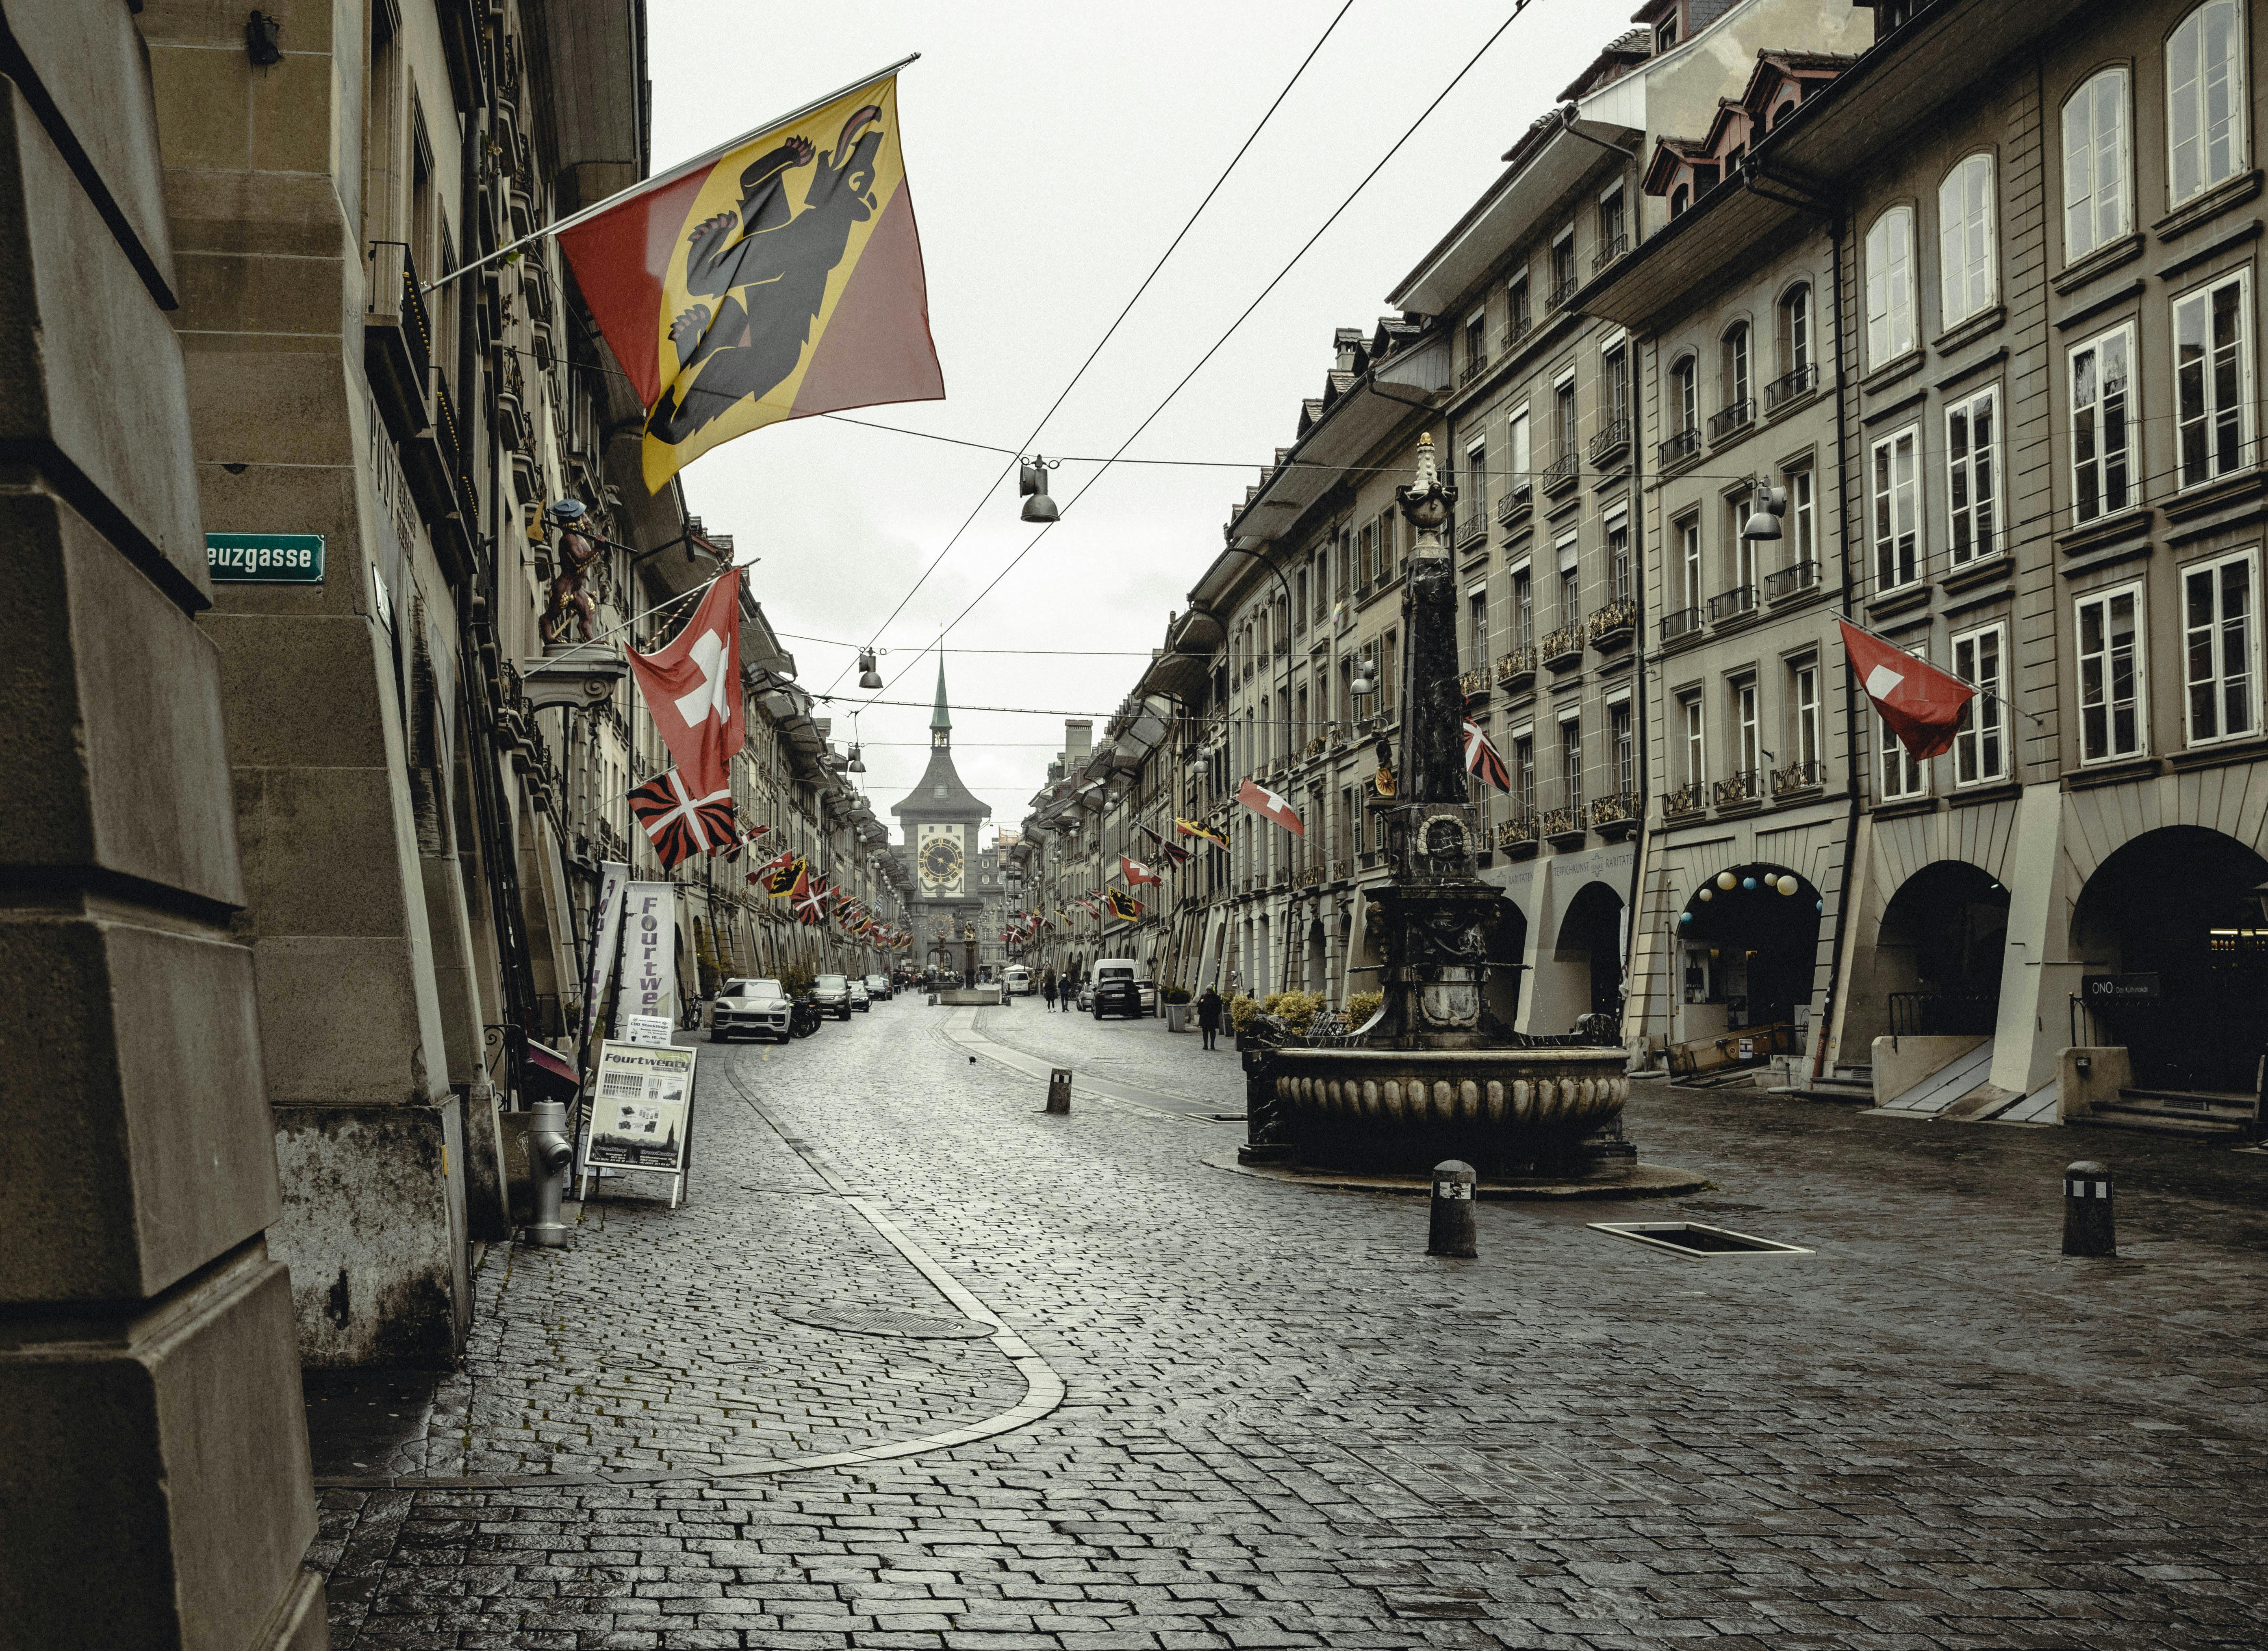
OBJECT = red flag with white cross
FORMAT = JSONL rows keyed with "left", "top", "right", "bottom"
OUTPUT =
{"left": 625, "top": 567, "right": 744, "bottom": 794}
{"left": 1236, "top": 778, "right": 1304, "bottom": 836}
{"left": 1838, "top": 619, "right": 1976, "bottom": 760}
{"left": 1119, "top": 854, "right": 1160, "bottom": 886}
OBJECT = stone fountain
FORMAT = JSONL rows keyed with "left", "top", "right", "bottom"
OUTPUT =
{"left": 1243, "top": 435, "right": 1635, "bottom": 1181}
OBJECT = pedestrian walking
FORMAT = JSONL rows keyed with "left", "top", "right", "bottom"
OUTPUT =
{"left": 1197, "top": 986, "right": 1223, "bottom": 1050}
{"left": 1042, "top": 971, "right": 1058, "bottom": 1012}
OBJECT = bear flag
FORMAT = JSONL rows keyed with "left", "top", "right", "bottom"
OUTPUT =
{"left": 556, "top": 66, "right": 944, "bottom": 491}
{"left": 1838, "top": 619, "right": 1977, "bottom": 760}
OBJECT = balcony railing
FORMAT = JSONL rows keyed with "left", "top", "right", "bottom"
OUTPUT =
{"left": 1540, "top": 805, "right": 1584, "bottom": 841}
{"left": 1500, "top": 317, "right": 1532, "bottom": 354}
{"left": 1587, "top": 791, "right": 1639, "bottom": 831}
{"left": 1764, "top": 560, "right": 1820, "bottom": 603}
{"left": 1497, "top": 815, "right": 1539, "bottom": 850}
{"left": 1712, "top": 769, "right": 1762, "bottom": 807}
{"left": 1457, "top": 513, "right": 1487, "bottom": 549}
{"left": 1460, "top": 351, "right": 1489, "bottom": 386}
{"left": 1496, "top": 645, "right": 1537, "bottom": 690}
{"left": 1586, "top": 596, "right": 1637, "bottom": 650}
{"left": 1658, "top": 605, "right": 1703, "bottom": 644}
{"left": 1764, "top": 362, "right": 1819, "bottom": 412}
{"left": 1549, "top": 272, "right": 1579, "bottom": 310}
{"left": 1458, "top": 667, "right": 1489, "bottom": 700}
{"left": 1541, "top": 450, "right": 1580, "bottom": 493}
{"left": 1540, "top": 623, "right": 1584, "bottom": 668}
{"left": 1496, "top": 483, "right": 1532, "bottom": 526}
{"left": 1587, "top": 417, "right": 1631, "bottom": 466}
{"left": 1656, "top": 427, "right": 1700, "bottom": 469}
{"left": 1708, "top": 398, "right": 1756, "bottom": 442}
{"left": 1708, "top": 584, "right": 1758, "bottom": 624}
{"left": 1592, "top": 233, "right": 1628, "bottom": 270}
{"left": 1662, "top": 782, "right": 1706, "bottom": 819}
{"left": 1771, "top": 759, "right": 1826, "bottom": 797}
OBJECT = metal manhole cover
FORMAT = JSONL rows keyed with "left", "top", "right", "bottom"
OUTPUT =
{"left": 780, "top": 1304, "right": 992, "bottom": 1340}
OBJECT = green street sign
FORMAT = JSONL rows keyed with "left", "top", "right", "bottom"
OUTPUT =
{"left": 207, "top": 532, "right": 324, "bottom": 583}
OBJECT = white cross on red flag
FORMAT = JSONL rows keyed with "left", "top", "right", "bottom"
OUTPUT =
{"left": 1119, "top": 854, "right": 1160, "bottom": 886}
{"left": 1838, "top": 619, "right": 1976, "bottom": 760}
{"left": 1237, "top": 778, "right": 1304, "bottom": 835}
{"left": 625, "top": 566, "right": 744, "bottom": 794}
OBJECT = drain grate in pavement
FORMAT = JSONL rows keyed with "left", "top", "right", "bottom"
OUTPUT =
{"left": 780, "top": 1303, "right": 993, "bottom": 1340}
{"left": 1590, "top": 1221, "right": 1812, "bottom": 1257}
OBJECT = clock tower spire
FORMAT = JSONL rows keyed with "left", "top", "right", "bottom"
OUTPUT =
{"left": 931, "top": 655, "right": 951, "bottom": 749}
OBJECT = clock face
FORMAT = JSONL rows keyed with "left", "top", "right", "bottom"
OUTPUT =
{"left": 919, "top": 834, "right": 964, "bottom": 887}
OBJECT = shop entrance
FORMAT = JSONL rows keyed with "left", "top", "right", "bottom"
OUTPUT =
{"left": 2071, "top": 827, "right": 2268, "bottom": 1094}
{"left": 1675, "top": 864, "right": 1824, "bottom": 1045}
{"left": 1557, "top": 881, "right": 1627, "bottom": 1020}
{"left": 1874, "top": 861, "right": 2010, "bottom": 1035}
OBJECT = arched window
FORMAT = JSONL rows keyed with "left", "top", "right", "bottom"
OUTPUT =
{"left": 2064, "top": 69, "right": 2130, "bottom": 259}
{"left": 1670, "top": 182, "right": 1690, "bottom": 218}
{"left": 1779, "top": 285, "right": 1812, "bottom": 384}
{"left": 1771, "top": 95, "right": 1797, "bottom": 128}
{"left": 1671, "top": 355, "right": 1697, "bottom": 434}
{"left": 1865, "top": 206, "right": 1915, "bottom": 367}
{"left": 1938, "top": 154, "right": 1997, "bottom": 326}
{"left": 2170, "top": 0, "right": 2246, "bottom": 205}
{"left": 1721, "top": 322, "right": 1752, "bottom": 413}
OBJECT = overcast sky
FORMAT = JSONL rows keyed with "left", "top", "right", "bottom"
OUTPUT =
{"left": 648, "top": 0, "right": 1638, "bottom": 843}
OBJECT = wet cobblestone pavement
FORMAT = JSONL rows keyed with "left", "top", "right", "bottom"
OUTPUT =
{"left": 309, "top": 995, "right": 2268, "bottom": 1648}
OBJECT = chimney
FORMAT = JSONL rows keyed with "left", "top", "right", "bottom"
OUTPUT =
{"left": 1063, "top": 719, "right": 1093, "bottom": 767}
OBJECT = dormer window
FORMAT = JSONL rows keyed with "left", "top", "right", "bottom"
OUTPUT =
{"left": 1656, "top": 13, "right": 1679, "bottom": 52}
{"left": 1670, "top": 184, "right": 1690, "bottom": 218}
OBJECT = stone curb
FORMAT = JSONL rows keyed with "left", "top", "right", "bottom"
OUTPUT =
{"left": 1198, "top": 1150, "right": 1709, "bottom": 1199}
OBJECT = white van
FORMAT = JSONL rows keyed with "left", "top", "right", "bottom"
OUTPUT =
{"left": 1003, "top": 966, "right": 1033, "bottom": 996}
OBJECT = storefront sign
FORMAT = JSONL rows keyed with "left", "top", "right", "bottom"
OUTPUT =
{"left": 578, "top": 1040, "right": 697, "bottom": 1208}
{"left": 615, "top": 882, "right": 677, "bottom": 1034}
{"left": 579, "top": 862, "right": 629, "bottom": 1051}
{"left": 2082, "top": 973, "right": 2160, "bottom": 1001}
{"left": 206, "top": 532, "right": 324, "bottom": 583}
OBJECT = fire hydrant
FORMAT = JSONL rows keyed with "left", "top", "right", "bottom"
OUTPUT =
{"left": 528, "top": 1099, "right": 574, "bottom": 1248}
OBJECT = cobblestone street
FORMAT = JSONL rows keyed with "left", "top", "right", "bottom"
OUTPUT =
{"left": 310, "top": 996, "right": 2268, "bottom": 1649}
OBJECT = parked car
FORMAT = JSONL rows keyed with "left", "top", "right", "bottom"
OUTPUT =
{"left": 1092, "top": 977, "right": 1141, "bottom": 1020}
{"left": 865, "top": 973, "right": 893, "bottom": 1001}
{"left": 1074, "top": 979, "right": 1093, "bottom": 1011}
{"left": 848, "top": 979, "right": 870, "bottom": 1012}
{"left": 711, "top": 977, "right": 792, "bottom": 1043}
{"left": 812, "top": 973, "right": 853, "bottom": 1019}
{"left": 1131, "top": 977, "right": 1159, "bottom": 1017}
{"left": 1003, "top": 965, "right": 1033, "bottom": 996}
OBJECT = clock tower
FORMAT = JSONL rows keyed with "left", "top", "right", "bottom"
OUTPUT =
{"left": 890, "top": 658, "right": 992, "bottom": 971}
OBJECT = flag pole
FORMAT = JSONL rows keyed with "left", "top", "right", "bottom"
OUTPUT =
{"left": 423, "top": 52, "right": 922, "bottom": 296}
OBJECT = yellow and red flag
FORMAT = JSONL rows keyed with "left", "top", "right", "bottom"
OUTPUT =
{"left": 558, "top": 68, "right": 943, "bottom": 491}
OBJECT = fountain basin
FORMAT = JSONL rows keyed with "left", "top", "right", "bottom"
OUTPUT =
{"left": 1266, "top": 1045, "right": 1632, "bottom": 1179}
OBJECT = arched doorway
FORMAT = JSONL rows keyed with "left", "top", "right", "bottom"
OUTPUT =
{"left": 2072, "top": 827, "right": 2268, "bottom": 1092}
{"left": 1874, "top": 861, "right": 2010, "bottom": 1034}
{"left": 1556, "top": 882, "right": 1627, "bottom": 1020}
{"left": 1484, "top": 897, "right": 1528, "bottom": 1028}
{"left": 1675, "top": 863, "right": 1823, "bottom": 1045}
{"left": 1303, "top": 918, "right": 1326, "bottom": 995}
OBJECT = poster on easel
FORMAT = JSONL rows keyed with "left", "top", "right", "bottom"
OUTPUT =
{"left": 575, "top": 1038, "right": 697, "bottom": 1208}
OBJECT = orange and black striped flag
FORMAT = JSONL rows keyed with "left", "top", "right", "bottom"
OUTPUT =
{"left": 558, "top": 67, "right": 942, "bottom": 491}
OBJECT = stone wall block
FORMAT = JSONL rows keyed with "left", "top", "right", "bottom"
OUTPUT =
{"left": 0, "top": 86, "right": 203, "bottom": 589}
{"left": 0, "top": 1249, "right": 318, "bottom": 1651}
{"left": 182, "top": 348, "right": 358, "bottom": 469}
{"left": 174, "top": 246, "right": 343, "bottom": 341}
{"left": 231, "top": 763, "right": 419, "bottom": 938}
{"left": 2, "top": 490, "right": 245, "bottom": 904}
{"left": 250, "top": 934, "right": 437, "bottom": 1108}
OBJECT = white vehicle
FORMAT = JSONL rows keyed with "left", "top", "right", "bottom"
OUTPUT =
{"left": 848, "top": 978, "right": 870, "bottom": 1012}
{"left": 1003, "top": 966, "right": 1033, "bottom": 996}
{"left": 711, "top": 978, "right": 792, "bottom": 1043}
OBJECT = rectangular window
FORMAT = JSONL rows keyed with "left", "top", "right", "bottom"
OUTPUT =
{"left": 1951, "top": 622, "right": 2008, "bottom": 784}
{"left": 1514, "top": 734, "right": 1535, "bottom": 815}
{"left": 1464, "top": 311, "right": 1487, "bottom": 376}
{"left": 2071, "top": 324, "right": 2133, "bottom": 522}
{"left": 1947, "top": 386, "right": 1999, "bottom": 565}
{"left": 1557, "top": 532, "right": 1580, "bottom": 623}
{"left": 1551, "top": 231, "right": 1576, "bottom": 299}
{"left": 1467, "top": 591, "right": 1488, "bottom": 669}
{"left": 2076, "top": 582, "right": 2144, "bottom": 762}
{"left": 1790, "top": 468, "right": 1815, "bottom": 563}
{"left": 2184, "top": 548, "right": 2258, "bottom": 744}
{"left": 1465, "top": 439, "right": 1488, "bottom": 521}
{"left": 1507, "top": 407, "right": 1532, "bottom": 497}
{"left": 1294, "top": 568, "right": 1308, "bottom": 634}
{"left": 1334, "top": 530, "right": 1350, "bottom": 599}
{"left": 1597, "top": 187, "right": 1626, "bottom": 255}
{"left": 1731, "top": 496, "right": 1756, "bottom": 594}
{"left": 2175, "top": 271, "right": 2251, "bottom": 488}
{"left": 1603, "top": 341, "right": 1629, "bottom": 428}
{"left": 1866, "top": 206, "right": 1916, "bottom": 367}
{"left": 1607, "top": 515, "right": 1631, "bottom": 602}
{"left": 1681, "top": 518, "right": 1703, "bottom": 610}
{"left": 1793, "top": 661, "right": 1821, "bottom": 769}
{"left": 1554, "top": 378, "right": 1578, "bottom": 459}
{"left": 1734, "top": 678, "right": 1760, "bottom": 777}
{"left": 1872, "top": 425, "right": 1921, "bottom": 590}
{"left": 1511, "top": 565, "right": 1533, "bottom": 648}
{"left": 1878, "top": 645, "right": 1928, "bottom": 801}
{"left": 1610, "top": 700, "right": 1634, "bottom": 795}
{"left": 1508, "top": 277, "right": 1531, "bottom": 339}
{"left": 1675, "top": 358, "right": 1697, "bottom": 433}
{"left": 1559, "top": 717, "right": 1583, "bottom": 810}
{"left": 1681, "top": 693, "right": 1705, "bottom": 784}
{"left": 1380, "top": 629, "right": 1398, "bottom": 719}
{"left": 1378, "top": 510, "right": 1398, "bottom": 580}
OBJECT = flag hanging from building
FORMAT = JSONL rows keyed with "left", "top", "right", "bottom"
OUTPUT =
{"left": 1236, "top": 778, "right": 1304, "bottom": 835}
{"left": 555, "top": 70, "right": 944, "bottom": 493}
{"left": 1461, "top": 717, "right": 1512, "bottom": 793}
{"left": 1838, "top": 619, "right": 1975, "bottom": 759}
{"left": 627, "top": 768, "right": 736, "bottom": 869}
{"left": 1106, "top": 887, "right": 1143, "bottom": 921}
{"left": 1175, "top": 817, "right": 1228, "bottom": 849}
{"left": 794, "top": 874, "right": 830, "bottom": 924}
{"left": 762, "top": 854, "right": 806, "bottom": 896}
{"left": 1139, "top": 823, "right": 1192, "bottom": 867}
{"left": 625, "top": 567, "right": 744, "bottom": 794}
{"left": 1119, "top": 854, "right": 1160, "bottom": 886}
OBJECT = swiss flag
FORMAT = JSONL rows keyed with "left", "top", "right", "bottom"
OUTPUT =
{"left": 1237, "top": 778, "right": 1304, "bottom": 836}
{"left": 1839, "top": 620, "right": 1976, "bottom": 760}
{"left": 1120, "top": 854, "right": 1160, "bottom": 886}
{"left": 626, "top": 567, "right": 744, "bottom": 794}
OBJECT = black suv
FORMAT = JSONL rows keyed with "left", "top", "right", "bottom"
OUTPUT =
{"left": 1092, "top": 978, "right": 1141, "bottom": 1020}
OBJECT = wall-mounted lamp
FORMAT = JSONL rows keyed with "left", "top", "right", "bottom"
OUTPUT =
{"left": 246, "top": 11, "right": 283, "bottom": 66}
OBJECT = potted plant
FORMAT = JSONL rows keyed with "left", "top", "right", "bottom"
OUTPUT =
{"left": 1163, "top": 985, "right": 1192, "bottom": 1032}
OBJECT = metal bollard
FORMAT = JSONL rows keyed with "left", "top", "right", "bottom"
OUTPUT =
{"left": 1046, "top": 1068, "right": 1072, "bottom": 1114}
{"left": 528, "top": 1099, "right": 575, "bottom": 1248}
{"left": 1428, "top": 1159, "right": 1477, "bottom": 1258}
{"left": 2062, "top": 1159, "right": 2116, "bottom": 1257}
